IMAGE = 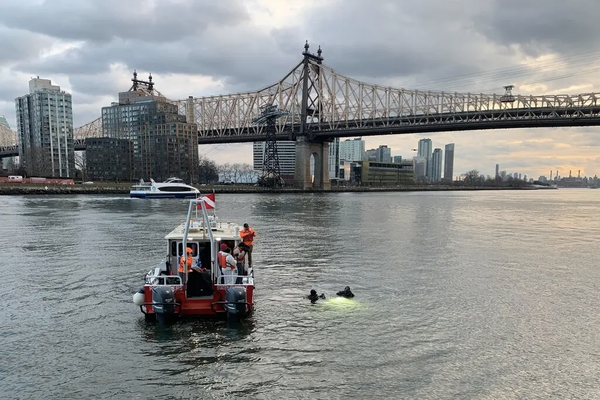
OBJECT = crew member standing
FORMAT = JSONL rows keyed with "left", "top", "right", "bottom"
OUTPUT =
{"left": 179, "top": 247, "right": 194, "bottom": 285}
{"left": 218, "top": 247, "right": 237, "bottom": 285}
{"left": 233, "top": 243, "right": 248, "bottom": 283}
{"left": 240, "top": 223, "right": 257, "bottom": 268}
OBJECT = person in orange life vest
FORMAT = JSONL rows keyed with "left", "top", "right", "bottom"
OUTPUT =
{"left": 218, "top": 247, "right": 237, "bottom": 285}
{"left": 233, "top": 243, "right": 248, "bottom": 283}
{"left": 217, "top": 243, "right": 228, "bottom": 283}
{"left": 179, "top": 247, "right": 194, "bottom": 285}
{"left": 239, "top": 223, "right": 256, "bottom": 267}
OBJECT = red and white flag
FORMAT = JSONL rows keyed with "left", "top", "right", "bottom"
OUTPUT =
{"left": 197, "top": 192, "right": 215, "bottom": 210}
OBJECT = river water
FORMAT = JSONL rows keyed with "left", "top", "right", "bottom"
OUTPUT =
{"left": 2, "top": 189, "right": 600, "bottom": 399}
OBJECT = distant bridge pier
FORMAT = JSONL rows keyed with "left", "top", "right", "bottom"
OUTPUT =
{"left": 294, "top": 136, "right": 331, "bottom": 190}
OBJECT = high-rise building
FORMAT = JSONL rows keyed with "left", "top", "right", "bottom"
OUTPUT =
{"left": 417, "top": 138, "right": 432, "bottom": 181}
{"left": 339, "top": 138, "right": 365, "bottom": 161}
{"left": 393, "top": 155, "right": 403, "bottom": 163}
{"left": 90, "top": 73, "right": 198, "bottom": 182}
{"left": 376, "top": 145, "right": 391, "bottom": 163}
{"left": 364, "top": 149, "right": 377, "bottom": 162}
{"left": 329, "top": 137, "right": 340, "bottom": 180}
{"left": 443, "top": 143, "right": 455, "bottom": 182}
{"left": 253, "top": 141, "right": 296, "bottom": 183}
{"left": 15, "top": 77, "right": 74, "bottom": 177}
{"left": 495, "top": 163, "right": 499, "bottom": 178}
{"left": 0, "top": 116, "right": 15, "bottom": 170}
{"left": 432, "top": 148, "right": 443, "bottom": 182}
{"left": 413, "top": 156, "right": 427, "bottom": 182}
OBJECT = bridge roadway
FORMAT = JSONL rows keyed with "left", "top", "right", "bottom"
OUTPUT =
{"left": 2, "top": 105, "right": 600, "bottom": 157}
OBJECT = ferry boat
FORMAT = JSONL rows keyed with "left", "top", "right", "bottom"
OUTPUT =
{"left": 130, "top": 177, "right": 200, "bottom": 199}
{"left": 132, "top": 198, "right": 254, "bottom": 323}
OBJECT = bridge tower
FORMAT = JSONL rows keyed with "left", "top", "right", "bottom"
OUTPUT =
{"left": 295, "top": 41, "right": 331, "bottom": 190}
{"left": 253, "top": 104, "right": 289, "bottom": 187}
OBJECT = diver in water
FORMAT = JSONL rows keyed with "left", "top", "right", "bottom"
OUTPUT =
{"left": 336, "top": 286, "right": 355, "bottom": 298}
{"left": 306, "top": 289, "right": 326, "bottom": 303}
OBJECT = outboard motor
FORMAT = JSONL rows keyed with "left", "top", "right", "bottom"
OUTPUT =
{"left": 224, "top": 287, "right": 248, "bottom": 322}
{"left": 152, "top": 286, "right": 178, "bottom": 324}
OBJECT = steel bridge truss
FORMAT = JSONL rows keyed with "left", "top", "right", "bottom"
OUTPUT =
{"left": 7, "top": 43, "right": 600, "bottom": 150}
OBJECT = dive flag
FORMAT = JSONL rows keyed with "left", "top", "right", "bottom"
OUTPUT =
{"left": 197, "top": 192, "right": 215, "bottom": 210}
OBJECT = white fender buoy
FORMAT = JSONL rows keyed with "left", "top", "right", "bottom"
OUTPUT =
{"left": 133, "top": 288, "right": 145, "bottom": 306}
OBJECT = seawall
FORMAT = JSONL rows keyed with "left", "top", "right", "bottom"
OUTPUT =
{"left": 0, "top": 183, "right": 521, "bottom": 195}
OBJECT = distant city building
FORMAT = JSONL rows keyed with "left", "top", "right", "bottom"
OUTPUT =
{"left": 375, "top": 145, "right": 392, "bottom": 163}
{"left": 417, "top": 138, "right": 433, "bottom": 181}
{"left": 431, "top": 148, "right": 443, "bottom": 183}
{"left": 359, "top": 160, "right": 414, "bottom": 185}
{"left": 339, "top": 137, "right": 365, "bottom": 162}
{"left": 495, "top": 163, "right": 500, "bottom": 178}
{"left": 413, "top": 156, "right": 427, "bottom": 182}
{"left": 15, "top": 77, "right": 74, "bottom": 177}
{"left": 0, "top": 116, "right": 15, "bottom": 170}
{"left": 364, "top": 149, "right": 377, "bottom": 162}
{"left": 91, "top": 72, "right": 198, "bottom": 182}
{"left": 329, "top": 137, "right": 340, "bottom": 180}
{"left": 393, "top": 155, "right": 403, "bottom": 163}
{"left": 0, "top": 115, "right": 9, "bottom": 129}
{"left": 253, "top": 141, "right": 296, "bottom": 183}
{"left": 443, "top": 143, "right": 455, "bottom": 182}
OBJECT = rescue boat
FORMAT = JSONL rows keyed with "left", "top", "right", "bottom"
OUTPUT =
{"left": 132, "top": 197, "right": 254, "bottom": 323}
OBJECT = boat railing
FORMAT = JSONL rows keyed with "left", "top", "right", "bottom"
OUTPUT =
{"left": 145, "top": 274, "right": 183, "bottom": 286}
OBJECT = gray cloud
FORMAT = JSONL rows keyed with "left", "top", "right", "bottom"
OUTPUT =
{"left": 0, "top": 27, "right": 52, "bottom": 65}
{"left": 0, "top": 0, "right": 248, "bottom": 44}
{"left": 477, "top": 0, "right": 600, "bottom": 57}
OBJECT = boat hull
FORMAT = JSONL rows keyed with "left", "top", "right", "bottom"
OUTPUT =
{"left": 140, "top": 284, "right": 254, "bottom": 319}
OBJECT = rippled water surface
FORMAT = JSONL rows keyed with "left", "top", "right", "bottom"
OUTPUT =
{"left": 2, "top": 189, "right": 600, "bottom": 399}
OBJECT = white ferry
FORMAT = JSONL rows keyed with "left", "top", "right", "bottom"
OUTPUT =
{"left": 132, "top": 197, "right": 254, "bottom": 323}
{"left": 130, "top": 177, "right": 200, "bottom": 199}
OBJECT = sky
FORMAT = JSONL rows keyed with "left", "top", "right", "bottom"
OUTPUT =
{"left": 2, "top": 0, "right": 600, "bottom": 179}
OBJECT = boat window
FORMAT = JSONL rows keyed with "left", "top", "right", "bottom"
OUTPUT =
{"left": 158, "top": 186, "right": 194, "bottom": 192}
{"left": 178, "top": 242, "right": 198, "bottom": 257}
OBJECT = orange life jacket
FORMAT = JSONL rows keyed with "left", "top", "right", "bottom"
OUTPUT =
{"left": 217, "top": 251, "right": 227, "bottom": 270}
{"left": 178, "top": 255, "right": 193, "bottom": 273}
{"left": 240, "top": 228, "right": 256, "bottom": 246}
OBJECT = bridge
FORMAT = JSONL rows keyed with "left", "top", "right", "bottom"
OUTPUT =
{"left": 3, "top": 42, "right": 600, "bottom": 188}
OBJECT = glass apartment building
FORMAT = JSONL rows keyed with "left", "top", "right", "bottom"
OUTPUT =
{"left": 15, "top": 78, "right": 74, "bottom": 177}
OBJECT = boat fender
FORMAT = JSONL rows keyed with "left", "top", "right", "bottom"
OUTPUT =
{"left": 133, "top": 287, "right": 145, "bottom": 306}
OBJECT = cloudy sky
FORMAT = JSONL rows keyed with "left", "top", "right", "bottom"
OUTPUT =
{"left": 2, "top": 0, "right": 600, "bottom": 179}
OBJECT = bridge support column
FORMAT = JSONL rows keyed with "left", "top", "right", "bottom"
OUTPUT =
{"left": 294, "top": 137, "right": 331, "bottom": 190}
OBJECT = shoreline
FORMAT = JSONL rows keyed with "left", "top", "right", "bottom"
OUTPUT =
{"left": 0, "top": 183, "right": 528, "bottom": 195}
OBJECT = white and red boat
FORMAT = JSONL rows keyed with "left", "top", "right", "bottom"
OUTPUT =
{"left": 132, "top": 195, "right": 254, "bottom": 323}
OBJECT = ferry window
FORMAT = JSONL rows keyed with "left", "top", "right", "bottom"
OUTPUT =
{"left": 178, "top": 242, "right": 198, "bottom": 256}
{"left": 171, "top": 241, "right": 177, "bottom": 256}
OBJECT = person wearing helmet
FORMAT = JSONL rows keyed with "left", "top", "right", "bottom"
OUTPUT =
{"left": 306, "top": 289, "right": 326, "bottom": 303}
{"left": 336, "top": 286, "right": 355, "bottom": 298}
{"left": 179, "top": 247, "right": 194, "bottom": 285}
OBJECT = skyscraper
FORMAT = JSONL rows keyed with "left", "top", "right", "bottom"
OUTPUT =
{"left": 328, "top": 137, "right": 340, "bottom": 180}
{"left": 15, "top": 77, "right": 74, "bottom": 177}
{"left": 432, "top": 148, "right": 443, "bottom": 182}
{"left": 91, "top": 73, "right": 198, "bottom": 182}
{"left": 339, "top": 138, "right": 365, "bottom": 161}
{"left": 417, "top": 138, "right": 432, "bottom": 181}
{"left": 376, "top": 145, "right": 391, "bottom": 163}
{"left": 444, "top": 143, "right": 455, "bottom": 182}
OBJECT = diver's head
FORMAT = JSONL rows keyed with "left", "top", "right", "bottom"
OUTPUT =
{"left": 344, "top": 286, "right": 351, "bottom": 291}
{"left": 310, "top": 289, "right": 317, "bottom": 295}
